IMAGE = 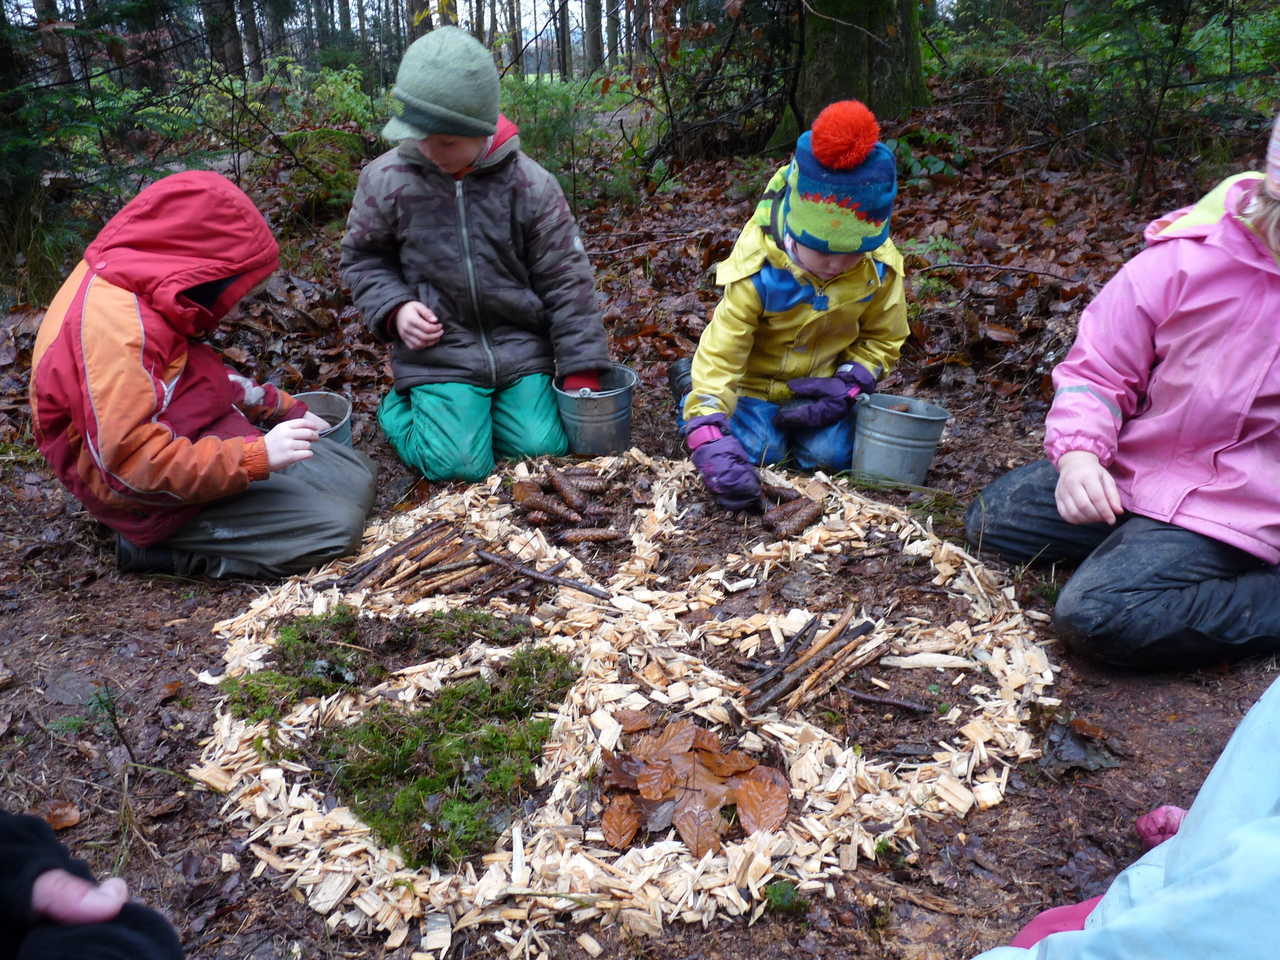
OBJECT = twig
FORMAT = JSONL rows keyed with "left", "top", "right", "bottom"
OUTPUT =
{"left": 474, "top": 550, "right": 611, "bottom": 601}
{"left": 914, "top": 262, "right": 1074, "bottom": 282}
{"left": 746, "top": 615, "right": 821, "bottom": 694}
{"left": 585, "top": 231, "right": 711, "bottom": 257}
{"left": 750, "top": 607, "right": 861, "bottom": 712}
{"left": 837, "top": 686, "right": 930, "bottom": 714}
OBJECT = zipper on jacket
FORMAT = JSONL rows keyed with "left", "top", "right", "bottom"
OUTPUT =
{"left": 456, "top": 179, "right": 498, "bottom": 387}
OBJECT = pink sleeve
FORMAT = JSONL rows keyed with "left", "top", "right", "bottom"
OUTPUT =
{"left": 1043, "top": 246, "right": 1176, "bottom": 466}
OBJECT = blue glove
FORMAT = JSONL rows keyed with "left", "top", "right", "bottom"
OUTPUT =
{"left": 773, "top": 362, "right": 877, "bottom": 430}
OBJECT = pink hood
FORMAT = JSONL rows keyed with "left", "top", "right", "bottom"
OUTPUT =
{"left": 1045, "top": 174, "right": 1280, "bottom": 561}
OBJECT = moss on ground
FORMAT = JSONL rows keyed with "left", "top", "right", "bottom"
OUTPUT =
{"left": 220, "top": 606, "right": 536, "bottom": 722}
{"left": 310, "top": 645, "right": 578, "bottom": 868}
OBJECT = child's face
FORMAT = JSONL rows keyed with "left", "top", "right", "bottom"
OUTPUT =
{"left": 416, "top": 134, "right": 489, "bottom": 174}
{"left": 791, "top": 243, "right": 865, "bottom": 280}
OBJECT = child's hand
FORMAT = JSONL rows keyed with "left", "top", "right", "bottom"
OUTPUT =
{"left": 32, "top": 869, "right": 128, "bottom": 924}
{"left": 298, "top": 410, "right": 329, "bottom": 433}
{"left": 395, "top": 301, "right": 443, "bottom": 349}
{"left": 264, "top": 420, "right": 319, "bottom": 471}
{"left": 1055, "top": 450, "right": 1123, "bottom": 525}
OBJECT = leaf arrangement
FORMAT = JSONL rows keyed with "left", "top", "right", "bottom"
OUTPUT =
{"left": 599, "top": 715, "right": 789, "bottom": 859}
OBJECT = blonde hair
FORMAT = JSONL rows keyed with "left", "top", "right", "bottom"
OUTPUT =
{"left": 1242, "top": 180, "right": 1280, "bottom": 256}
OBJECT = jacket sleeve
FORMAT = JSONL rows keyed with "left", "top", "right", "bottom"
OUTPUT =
{"left": 340, "top": 162, "right": 415, "bottom": 343}
{"left": 837, "top": 264, "right": 909, "bottom": 378}
{"left": 1043, "top": 249, "right": 1166, "bottom": 467}
{"left": 522, "top": 162, "right": 611, "bottom": 377}
{"left": 682, "top": 278, "right": 763, "bottom": 420}
{"left": 80, "top": 282, "right": 269, "bottom": 505}
{"left": 226, "top": 369, "right": 306, "bottom": 426}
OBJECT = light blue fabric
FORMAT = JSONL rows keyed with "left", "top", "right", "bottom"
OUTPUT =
{"left": 972, "top": 676, "right": 1280, "bottom": 959}
{"left": 677, "top": 393, "right": 855, "bottom": 473}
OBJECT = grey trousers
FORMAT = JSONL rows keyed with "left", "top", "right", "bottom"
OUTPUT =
{"left": 159, "top": 438, "right": 376, "bottom": 579}
{"left": 965, "top": 460, "right": 1280, "bottom": 669}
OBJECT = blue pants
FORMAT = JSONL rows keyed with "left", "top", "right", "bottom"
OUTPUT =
{"left": 679, "top": 395, "right": 855, "bottom": 472}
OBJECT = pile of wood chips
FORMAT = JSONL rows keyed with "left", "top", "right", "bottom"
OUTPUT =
{"left": 189, "top": 450, "right": 1058, "bottom": 959}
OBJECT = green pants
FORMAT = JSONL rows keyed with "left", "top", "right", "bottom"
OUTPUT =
{"left": 378, "top": 374, "right": 568, "bottom": 481}
{"left": 160, "top": 438, "right": 376, "bottom": 579}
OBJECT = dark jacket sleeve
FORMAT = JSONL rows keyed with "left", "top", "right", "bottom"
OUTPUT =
{"left": 520, "top": 159, "right": 611, "bottom": 377}
{"left": 339, "top": 162, "right": 416, "bottom": 343}
{"left": 0, "top": 812, "right": 182, "bottom": 960}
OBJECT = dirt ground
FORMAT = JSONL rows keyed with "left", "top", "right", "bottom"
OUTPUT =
{"left": 3, "top": 350, "right": 1274, "bottom": 960}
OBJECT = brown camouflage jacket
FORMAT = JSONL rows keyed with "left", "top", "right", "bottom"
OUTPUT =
{"left": 340, "top": 120, "right": 610, "bottom": 391}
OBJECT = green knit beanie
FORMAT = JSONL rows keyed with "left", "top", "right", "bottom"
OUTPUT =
{"left": 382, "top": 26, "right": 499, "bottom": 141}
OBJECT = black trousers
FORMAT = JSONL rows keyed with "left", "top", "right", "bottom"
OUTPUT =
{"left": 965, "top": 460, "right": 1280, "bottom": 668}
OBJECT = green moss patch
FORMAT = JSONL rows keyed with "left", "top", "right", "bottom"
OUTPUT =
{"left": 220, "top": 606, "right": 535, "bottom": 722}
{"left": 306, "top": 646, "right": 578, "bottom": 869}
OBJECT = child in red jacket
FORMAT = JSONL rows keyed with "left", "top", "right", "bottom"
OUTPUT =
{"left": 30, "top": 171, "right": 376, "bottom": 577}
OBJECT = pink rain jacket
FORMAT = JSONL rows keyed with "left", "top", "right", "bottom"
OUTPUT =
{"left": 1045, "top": 173, "right": 1280, "bottom": 562}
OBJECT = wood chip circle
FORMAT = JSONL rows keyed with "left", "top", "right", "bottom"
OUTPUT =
{"left": 188, "top": 451, "right": 1057, "bottom": 956}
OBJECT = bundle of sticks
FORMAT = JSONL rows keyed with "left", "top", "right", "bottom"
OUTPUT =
{"left": 317, "top": 520, "right": 611, "bottom": 602}
{"left": 511, "top": 465, "right": 627, "bottom": 546}
{"left": 745, "top": 604, "right": 886, "bottom": 714}
{"left": 759, "top": 483, "right": 825, "bottom": 537}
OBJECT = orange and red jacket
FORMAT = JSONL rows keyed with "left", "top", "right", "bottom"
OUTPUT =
{"left": 29, "top": 171, "right": 303, "bottom": 546}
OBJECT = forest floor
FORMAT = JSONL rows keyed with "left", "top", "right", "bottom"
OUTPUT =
{"left": 0, "top": 96, "right": 1274, "bottom": 960}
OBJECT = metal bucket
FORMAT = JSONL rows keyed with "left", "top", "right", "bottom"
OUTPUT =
{"left": 293, "top": 390, "right": 353, "bottom": 447}
{"left": 851, "top": 393, "right": 950, "bottom": 485}
{"left": 553, "top": 364, "right": 637, "bottom": 455}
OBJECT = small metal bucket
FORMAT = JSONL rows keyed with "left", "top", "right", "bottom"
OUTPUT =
{"left": 851, "top": 393, "right": 950, "bottom": 485}
{"left": 293, "top": 390, "right": 353, "bottom": 447}
{"left": 553, "top": 364, "right": 637, "bottom": 455}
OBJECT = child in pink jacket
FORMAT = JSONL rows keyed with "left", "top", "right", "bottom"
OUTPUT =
{"left": 965, "top": 112, "right": 1280, "bottom": 669}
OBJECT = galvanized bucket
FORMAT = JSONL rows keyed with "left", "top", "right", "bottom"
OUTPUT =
{"left": 293, "top": 390, "right": 353, "bottom": 447}
{"left": 553, "top": 364, "right": 637, "bottom": 456}
{"left": 851, "top": 393, "right": 950, "bottom": 485}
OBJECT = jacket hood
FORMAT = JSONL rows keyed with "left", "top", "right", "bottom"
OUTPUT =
{"left": 1145, "top": 173, "right": 1279, "bottom": 276}
{"left": 84, "top": 171, "right": 279, "bottom": 337}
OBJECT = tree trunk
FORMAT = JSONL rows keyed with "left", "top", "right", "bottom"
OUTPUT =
{"left": 605, "top": 0, "right": 618, "bottom": 68}
{"left": 239, "top": 0, "right": 264, "bottom": 78}
{"left": 337, "top": 0, "right": 352, "bottom": 43}
{"left": 32, "top": 0, "right": 74, "bottom": 84}
{"left": 583, "top": 0, "right": 602, "bottom": 73}
{"left": 407, "top": 0, "right": 431, "bottom": 38}
{"left": 506, "top": 0, "right": 523, "bottom": 73}
{"left": 311, "top": 0, "right": 328, "bottom": 47}
{"left": 799, "top": 0, "right": 927, "bottom": 124}
{"left": 355, "top": 0, "right": 367, "bottom": 45}
{"left": 555, "top": 0, "right": 570, "bottom": 77}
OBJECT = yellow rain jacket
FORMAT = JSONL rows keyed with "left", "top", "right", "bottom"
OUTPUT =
{"left": 683, "top": 210, "right": 908, "bottom": 421}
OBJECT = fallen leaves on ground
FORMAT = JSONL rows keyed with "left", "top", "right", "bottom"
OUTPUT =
{"left": 600, "top": 715, "right": 789, "bottom": 858}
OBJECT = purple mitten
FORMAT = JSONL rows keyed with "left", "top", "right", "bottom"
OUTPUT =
{"left": 774, "top": 362, "right": 877, "bottom": 430}
{"left": 684, "top": 414, "right": 761, "bottom": 511}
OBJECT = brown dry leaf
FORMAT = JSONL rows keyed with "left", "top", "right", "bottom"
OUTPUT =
{"left": 635, "top": 759, "right": 677, "bottom": 801}
{"left": 32, "top": 799, "right": 81, "bottom": 831}
{"left": 691, "top": 726, "right": 722, "bottom": 753}
{"left": 672, "top": 800, "right": 722, "bottom": 859}
{"left": 601, "top": 794, "right": 641, "bottom": 849}
{"left": 632, "top": 717, "right": 696, "bottom": 761}
{"left": 634, "top": 795, "right": 676, "bottom": 832}
{"left": 612, "top": 709, "right": 655, "bottom": 733}
{"left": 733, "top": 776, "right": 789, "bottom": 835}
{"left": 601, "top": 748, "right": 645, "bottom": 791}
{"left": 699, "top": 749, "right": 757, "bottom": 778}
{"left": 669, "top": 752, "right": 733, "bottom": 811}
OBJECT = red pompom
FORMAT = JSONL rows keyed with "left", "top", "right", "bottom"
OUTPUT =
{"left": 810, "top": 100, "right": 879, "bottom": 170}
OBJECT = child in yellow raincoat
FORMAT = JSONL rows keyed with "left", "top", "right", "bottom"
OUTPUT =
{"left": 675, "top": 100, "right": 908, "bottom": 510}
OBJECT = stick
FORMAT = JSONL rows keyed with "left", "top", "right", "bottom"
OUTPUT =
{"left": 782, "top": 625, "right": 880, "bottom": 712}
{"left": 474, "top": 549, "right": 611, "bottom": 601}
{"left": 746, "top": 615, "right": 821, "bottom": 694}
{"left": 475, "top": 558, "right": 571, "bottom": 602}
{"left": 750, "top": 610, "right": 865, "bottom": 713}
{"left": 318, "top": 520, "right": 448, "bottom": 590}
{"left": 837, "top": 685, "right": 930, "bottom": 713}
{"left": 380, "top": 540, "right": 471, "bottom": 590}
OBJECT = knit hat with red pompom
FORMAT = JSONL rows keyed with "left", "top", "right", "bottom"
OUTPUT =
{"left": 780, "top": 100, "right": 898, "bottom": 254}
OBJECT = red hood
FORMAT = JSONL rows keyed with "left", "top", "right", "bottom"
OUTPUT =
{"left": 84, "top": 171, "right": 279, "bottom": 338}
{"left": 488, "top": 114, "right": 519, "bottom": 155}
